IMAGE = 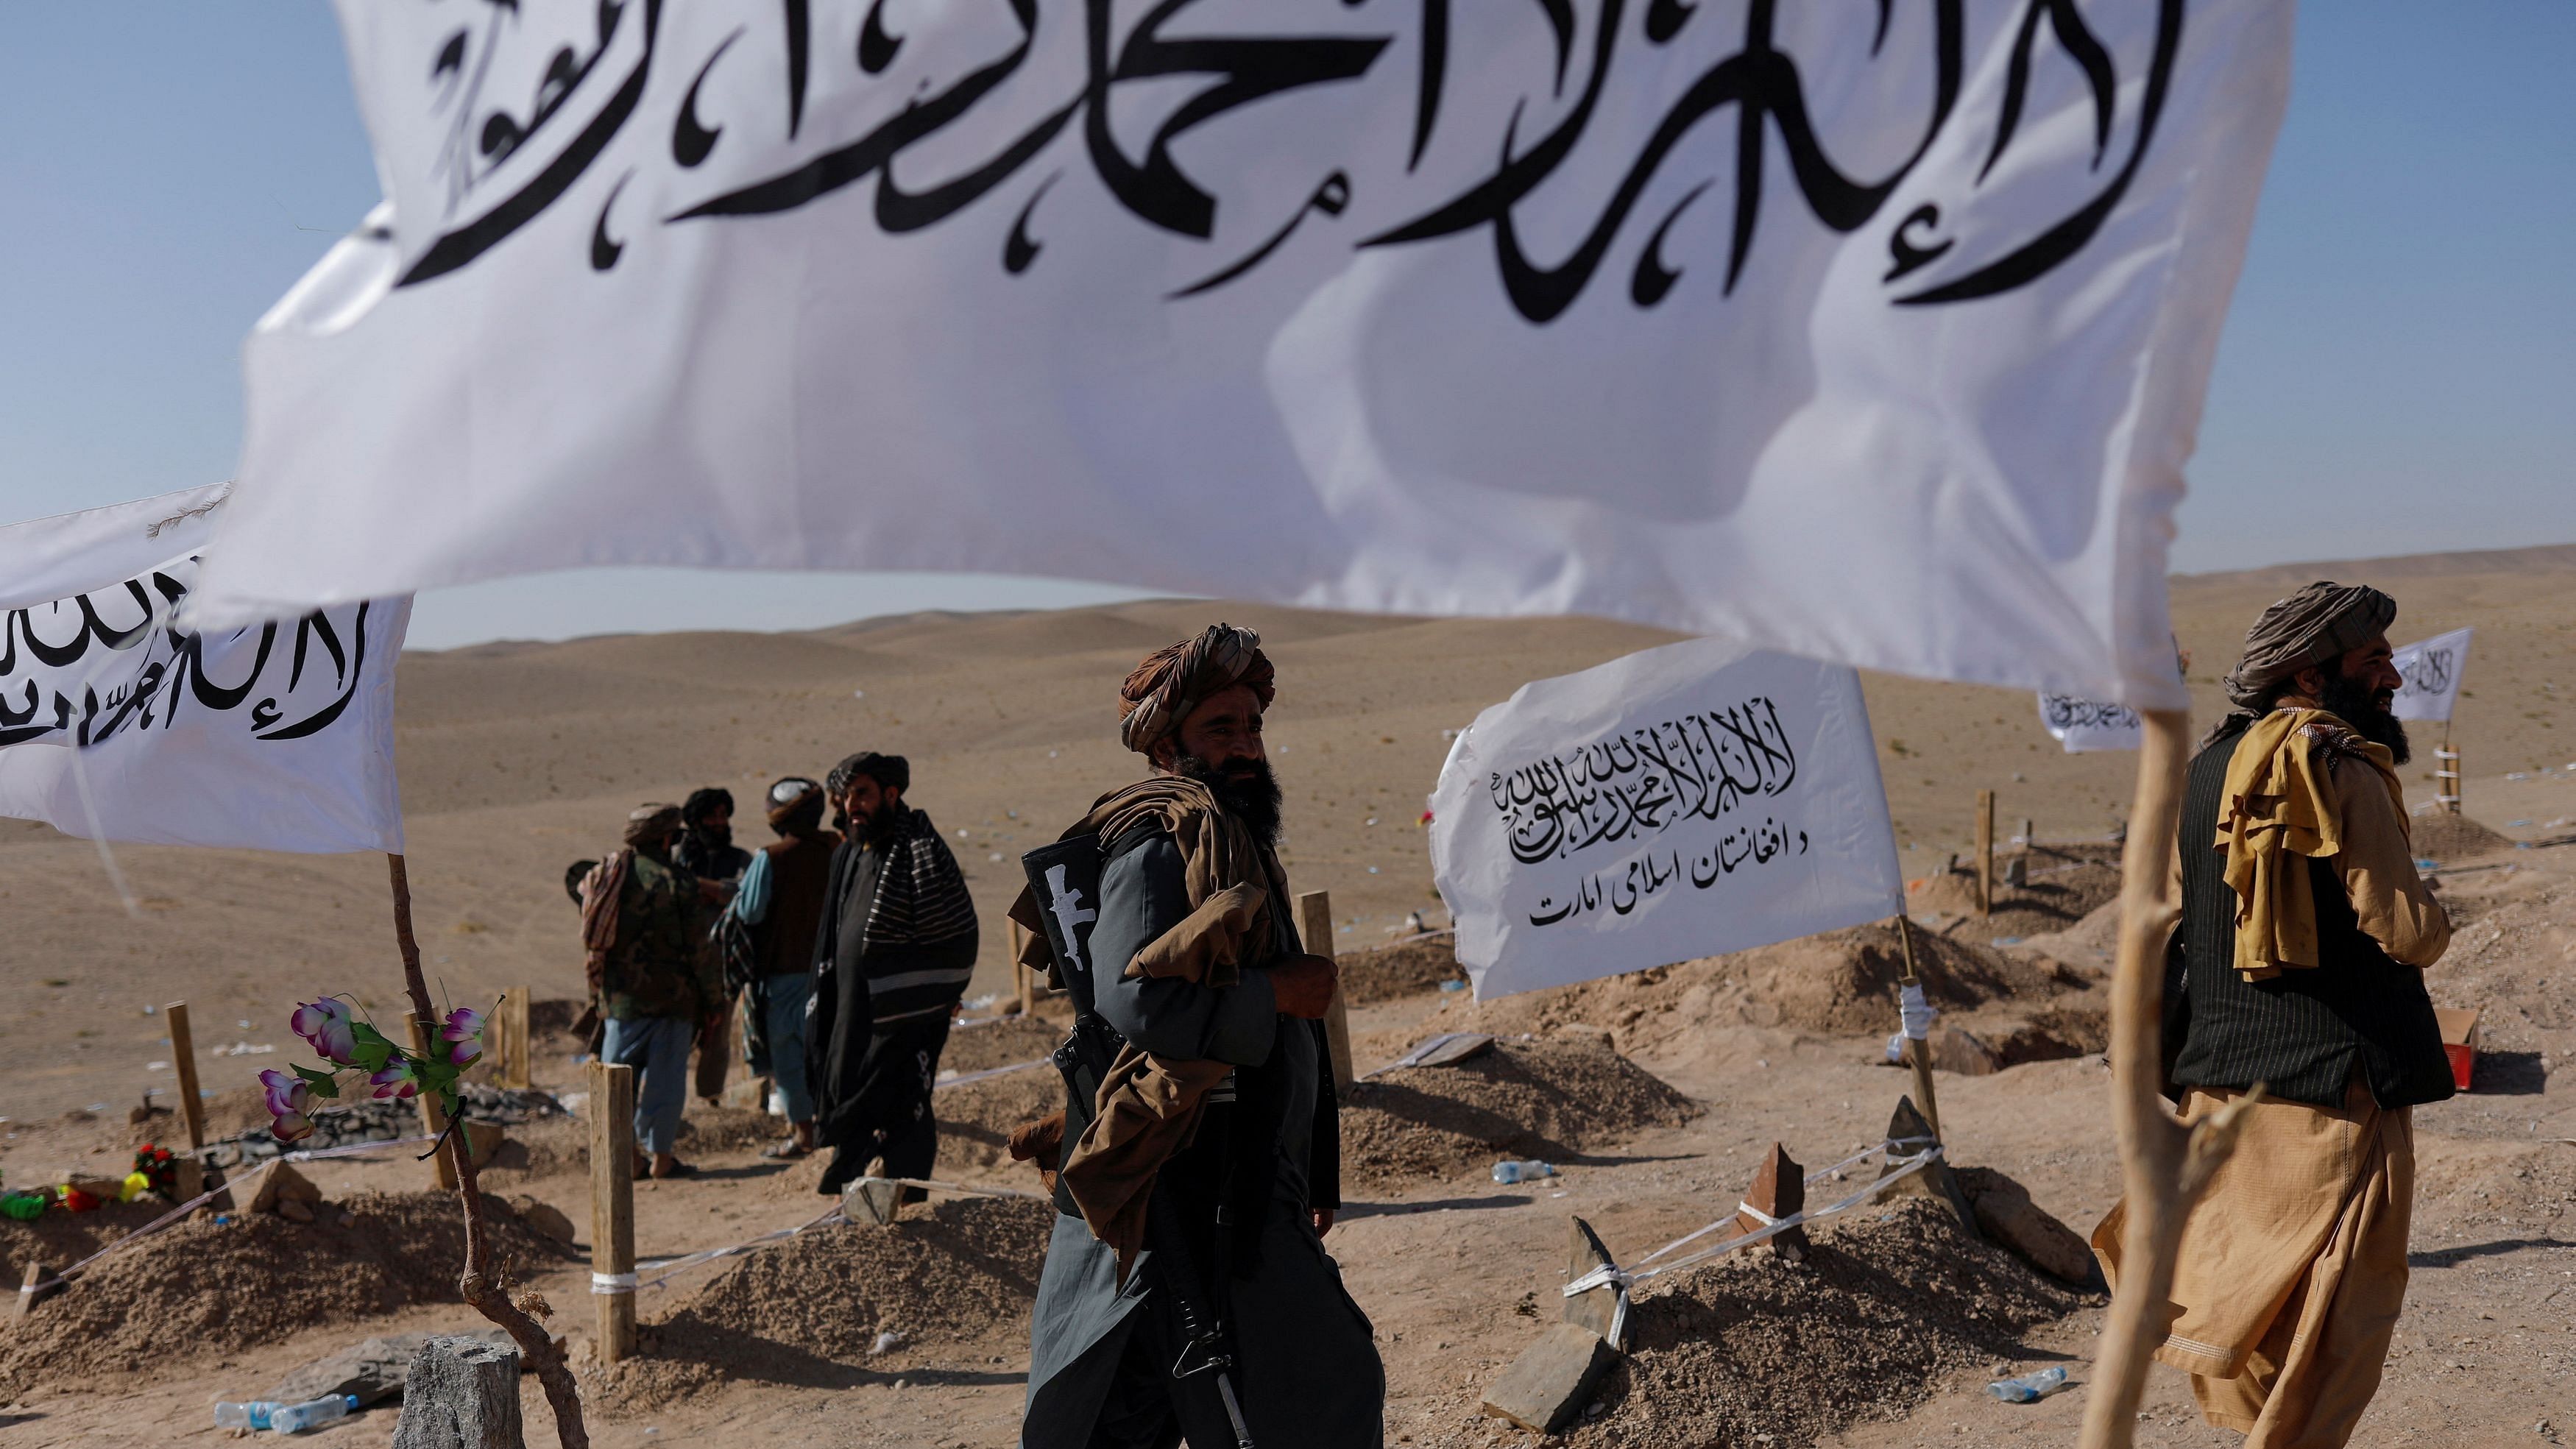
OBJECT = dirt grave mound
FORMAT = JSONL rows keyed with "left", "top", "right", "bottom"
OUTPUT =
{"left": 2410, "top": 810, "right": 2518, "bottom": 862}
{"left": 1567, "top": 1198, "right": 2089, "bottom": 1448}
{"left": 1340, "top": 933, "right": 1468, "bottom": 1005}
{"left": 0, "top": 1190, "right": 576, "bottom": 1397}
{"left": 1906, "top": 843, "right": 2124, "bottom": 944}
{"left": 601, "top": 1196, "right": 1052, "bottom": 1408}
{"left": 1339, "top": 1032, "right": 1700, "bottom": 1189}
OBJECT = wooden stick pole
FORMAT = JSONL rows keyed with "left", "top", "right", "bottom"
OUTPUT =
{"left": 406, "top": 1016, "right": 460, "bottom": 1191}
{"left": 2078, "top": 711, "right": 2257, "bottom": 1449}
{"left": 1011, "top": 921, "right": 1035, "bottom": 1016}
{"left": 2439, "top": 723, "right": 2460, "bottom": 816}
{"left": 1974, "top": 789, "right": 1996, "bottom": 915}
{"left": 163, "top": 1002, "right": 210, "bottom": 1205}
{"left": 503, "top": 987, "right": 534, "bottom": 1091}
{"left": 1890, "top": 917, "right": 1942, "bottom": 1143}
{"left": 1295, "top": 890, "right": 1356, "bottom": 1094}
{"left": 389, "top": 854, "right": 590, "bottom": 1448}
{"left": 589, "top": 1059, "right": 638, "bottom": 1364}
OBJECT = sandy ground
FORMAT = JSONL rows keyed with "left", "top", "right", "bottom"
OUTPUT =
{"left": 2, "top": 553, "right": 2573, "bottom": 1446}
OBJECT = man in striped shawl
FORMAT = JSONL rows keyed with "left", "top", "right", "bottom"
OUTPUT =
{"left": 2095, "top": 581, "right": 2451, "bottom": 1448}
{"left": 806, "top": 751, "right": 980, "bottom": 1197}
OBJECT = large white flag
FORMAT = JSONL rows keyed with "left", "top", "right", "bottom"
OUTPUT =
{"left": 2036, "top": 692, "right": 2145, "bottom": 752}
{"left": 0, "top": 489, "right": 409, "bottom": 853}
{"left": 2391, "top": 627, "right": 2471, "bottom": 723}
{"left": 1429, "top": 639, "right": 1903, "bottom": 999}
{"left": 202, "top": 1, "right": 2289, "bottom": 706}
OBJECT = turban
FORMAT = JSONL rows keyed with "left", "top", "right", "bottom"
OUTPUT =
{"left": 682, "top": 786, "right": 735, "bottom": 825}
{"left": 622, "top": 803, "right": 684, "bottom": 848}
{"left": 2223, "top": 582, "right": 2397, "bottom": 712}
{"left": 766, "top": 776, "right": 826, "bottom": 832}
{"left": 1119, "top": 623, "right": 1275, "bottom": 755}
{"left": 827, "top": 751, "right": 909, "bottom": 796}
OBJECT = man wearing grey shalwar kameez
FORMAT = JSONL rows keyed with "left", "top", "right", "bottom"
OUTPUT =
{"left": 1017, "top": 626, "right": 1381, "bottom": 1449}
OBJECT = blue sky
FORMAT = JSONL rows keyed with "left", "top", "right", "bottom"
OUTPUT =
{"left": 2, "top": 3, "right": 2568, "bottom": 648}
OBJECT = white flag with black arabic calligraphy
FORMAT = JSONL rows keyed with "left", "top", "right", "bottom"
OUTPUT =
{"left": 2390, "top": 627, "right": 2471, "bottom": 724}
{"left": 1429, "top": 638, "right": 1903, "bottom": 999}
{"left": 0, "top": 488, "right": 409, "bottom": 854}
{"left": 202, "top": 1, "right": 2286, "bottom": 708}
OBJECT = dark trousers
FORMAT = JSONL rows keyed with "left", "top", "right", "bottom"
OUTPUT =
{"left": 818, "top": 1013, "right": 951, "bottom": 1194}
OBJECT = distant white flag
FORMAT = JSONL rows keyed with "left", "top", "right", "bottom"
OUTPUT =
{"left": 1429, "top": 640, "right": 1903, "bottom": 1000}
{"left": 0, "top": 490, "right": 408, "bottom": 854}
{"left": 2037, "top": 692, "right": 2145, "bottom": 753}
{"left": 2391, "top": 627, "right": 2472, "bottom": 723}
{"left": 199, "top": 1, "right": 2290, "bottom": 707}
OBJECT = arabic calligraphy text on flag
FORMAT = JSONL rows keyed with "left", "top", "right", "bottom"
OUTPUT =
{"left": 2037, "top": 692, "right": 2146, "bottom": 753}
{"left": 0, "top": 489, "right": 408, "bottom": 854}
{"left": 199, "top": 0, "right": 2289, "bottom": 708}
{"left": 2391, "top": 628, "right": 2472, "bottom": 723}
{"left": 1429, "top": 640, "right": 1903, "bottom": 1000}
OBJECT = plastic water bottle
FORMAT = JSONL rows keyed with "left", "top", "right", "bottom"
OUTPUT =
{"left": 272, "top": 1394, "right": 361, "bottom": 1432}
{"left": 1491, "top": 1160, "right": 1554, "bottom": 1185}
{"left": 213, "top": 1402, "right": 280, "bottom": 1431}
{"left": 1986, "top": 1366, "right": 2068, "bottom": 1403}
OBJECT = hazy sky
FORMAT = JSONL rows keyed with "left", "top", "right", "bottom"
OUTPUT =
{"left": 4, "top": 4, "right": 2569, "bottom": 648}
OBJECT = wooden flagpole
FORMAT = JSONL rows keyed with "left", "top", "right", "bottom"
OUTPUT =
{"left": 2076, "top": 712, "right": 2262, "bottom": 1449}
{"left": 1889, "top": 916, "right": 1942, "bottom": 1143}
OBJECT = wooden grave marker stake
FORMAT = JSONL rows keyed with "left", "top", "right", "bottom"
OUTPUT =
{"left": 1891, "top": 916, "right": 1943, "bottom": 1144}
{"left": 590, "top": 1059, "right": 638, "bottom": 1364}
{"left": 1295, "top": 889, "right": 1356, "bottom": 1094}
{"left": 500, "top": 987, "right": 534, "bottom": 1090}
{"left": 1735, "top": 1144, "right": 1808, "bottom": 1262}
{"left": 407, "top": 1016, "right": 459, "bottom": 1192}
{"left": 164, "top": 1001, "right": 210, "bottom": 1205}
{"left": 1974, "top": 788, "right": 1996, "bottom": 916}
{"left": 1011, "top": 921, "right": 1036, "bottom": 1016}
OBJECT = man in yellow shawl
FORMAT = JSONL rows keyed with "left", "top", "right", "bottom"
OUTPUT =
{"left": 1017, "top": 624, "right": 1381, "bottom": 1449}
{"left": 2095, "top": 581, "right": 2452, "bottom": 1448}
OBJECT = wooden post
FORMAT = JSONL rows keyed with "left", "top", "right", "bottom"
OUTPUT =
{"left": 1891, "top": 916, "right": 1943, "bottom": 1144}
{"left": 1295, "top": 890, "right": 1356, "bottom": 1094}
{"left": 2078, "top": 710, "right": 2258, "bottom": 1449}
{"left": 408, "top": 1016, "right": 459, "bottom": 1191}
{"left": 1974, "top": 789, "right": 1995, "bottom": 915}
{"left": 1011, "top": 921, "right": 1035, "bottom": 1016}
{"left": 2436, "top": 724, "right": 2461, "bottom": 816}
{"left": 163, "top": 1002, "right": 210, "bottom": 1205}
{"left": 1736, "top": 1144, "right": 1808, "bottom": 1261}
{"left": 13, "top": 1261, "right": 52, "bottom": 1320}
{"left": 501, "top": 987, "right": 533, "bottom": 1091}
{"left": 589, "top": 1060, "right": 637, "bottom": 1364}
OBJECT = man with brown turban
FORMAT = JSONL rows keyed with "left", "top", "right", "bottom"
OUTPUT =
{"left": 579, "top": 804, "right": 727, "bottom": 1178}
{"left": 2094, "top": 581, "right": 2452, "bottom": 1448}
{"left": 1017, "top": 624, "right": 1380, "bottom": 1449}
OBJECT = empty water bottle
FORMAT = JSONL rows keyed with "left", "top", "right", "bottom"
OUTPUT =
{"left": 1491, "top": 1159, "right": 1554, "bottom": 1185}
{"left": 1986, "top": 1366, "right": 2068, "bottom": 1403}
{"left": 213, "top": 1401, "right": 280, "bottom": 1431}
{"left": 272, "top": 1394, "right": 360, "bottom": 1433}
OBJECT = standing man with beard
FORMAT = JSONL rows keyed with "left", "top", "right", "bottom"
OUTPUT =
{"left": 581, "top": 804, "right": 727, "bottom": 1179}
{"left": 807, "top": 752, "right": 980, "bottom": 1196}
{"left": 1018, "top": 624, "right": 1381, "bottom": 1449}
{"left": 2094, "top": 582, "right": 2452, "bottom": 1448}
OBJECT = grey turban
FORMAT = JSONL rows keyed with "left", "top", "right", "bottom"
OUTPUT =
{"left": 2221, "top": 581, "right": 2397, "bottom": 712}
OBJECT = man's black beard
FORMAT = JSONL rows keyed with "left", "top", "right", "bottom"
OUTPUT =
{"left": 2317, "top": 674, "right": 2411, "bottom": 765}
{"left": 1177, "top": 754, "right": 1283, "bottom": 849}
{"left": 688, "top": 821, "right": 732, "bottom": 851}
{"left": 855, "top": 801, "right": 905, "bottom": 846}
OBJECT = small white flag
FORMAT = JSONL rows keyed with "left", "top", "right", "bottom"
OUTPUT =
{"left": 2036, "top": 692, "right": 2145, "bottom": 754}
{"left": 2390, "top": 627, "right": 2472, "bottom": 723}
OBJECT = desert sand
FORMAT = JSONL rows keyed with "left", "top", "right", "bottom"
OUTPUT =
{"left": 1, "top": 549, "right": 2571, "bottom": 1447}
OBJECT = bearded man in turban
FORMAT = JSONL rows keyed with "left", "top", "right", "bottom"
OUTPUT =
{"left": 2094, "top": 581, "right": 2452, "bottom": 1448}
{"left": 1016, "top": 624, "right": 1380, "bottom": 1449}
{"left": 578, "top": 804, "right": 728, "bottom": 1178}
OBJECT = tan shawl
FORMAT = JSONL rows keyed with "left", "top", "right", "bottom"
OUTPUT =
{"left": 2216, "top": 709, "right": 2407, "bottom": 982}
{"left": 1007, "top": 776, "right": 1291, "bottom": 1276}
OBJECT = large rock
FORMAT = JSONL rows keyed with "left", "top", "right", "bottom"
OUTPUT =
{"left": 1958, "top": 1167, "right": 2103, "bottom": 1289}
{"left": 268, "top": 1331, "right": 516, "bottom": 1408}
{"left": 250, "top": 1161, "right": 324, "bottom": 1216}
{"left": 393, "top": 1336, "right": 526, "bottom": 1449}
{"left": 504, "top": 1194, "right": 577, "bottom": 1244}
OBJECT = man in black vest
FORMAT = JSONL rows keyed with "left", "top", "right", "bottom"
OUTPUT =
{"left": 2095, "top": 581, "right": 2452, "bottom": 1448}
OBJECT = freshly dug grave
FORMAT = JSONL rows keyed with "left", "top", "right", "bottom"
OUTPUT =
{"left": 2410, "top": 810, "right": 2518, "bottom": 862}
{"left": 1565, "top": 1198, "right": 2089, "bottom": 1447}
{"left": 600, "top": 1196, "right": 1053, "bottom": 1408}
{"left": 1339, "top": 1032, "right": 1700, "bottom": 1189}
{"left": 1340, "top": 933, "right": 1469, "bottom": 1005}
{"left": 1906, "top": 843, "right": 2124, "bottom": 944}
{"left": 1437, "top": 921, "right": 2103, "bottom": 1070}
{"left": 0, "top": 1190, "right": 576, "bottom": 1397}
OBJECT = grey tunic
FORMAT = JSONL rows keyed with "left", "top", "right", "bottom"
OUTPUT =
{"left": 1022, "top": 831, "right": 1381, "bottom": 1449}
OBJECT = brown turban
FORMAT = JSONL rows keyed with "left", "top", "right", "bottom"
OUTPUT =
{"left": 1119, "top": 624, "right": 1275, "bottom": 754}
{"left": 2223, "top": 582, "right": 2397, "bottom": 712}
{"left": 765, "top": 776, "right": 825, "bottom": 832}
{"left": 622, "top": 803, "right": 684, "bottom": 848}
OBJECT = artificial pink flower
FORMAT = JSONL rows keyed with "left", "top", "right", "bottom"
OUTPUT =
{"left": 368, "top": 1058, "right": 420, "bottom": 1101}
{"left": 440, "top": 1007, "right": 485, "bottom": 1068}
{"left": 259, "top": 1069, "right": 316, "bottom": 1143}
{"left": 289, "top": 998, "right": 358, "bottom": 1065}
